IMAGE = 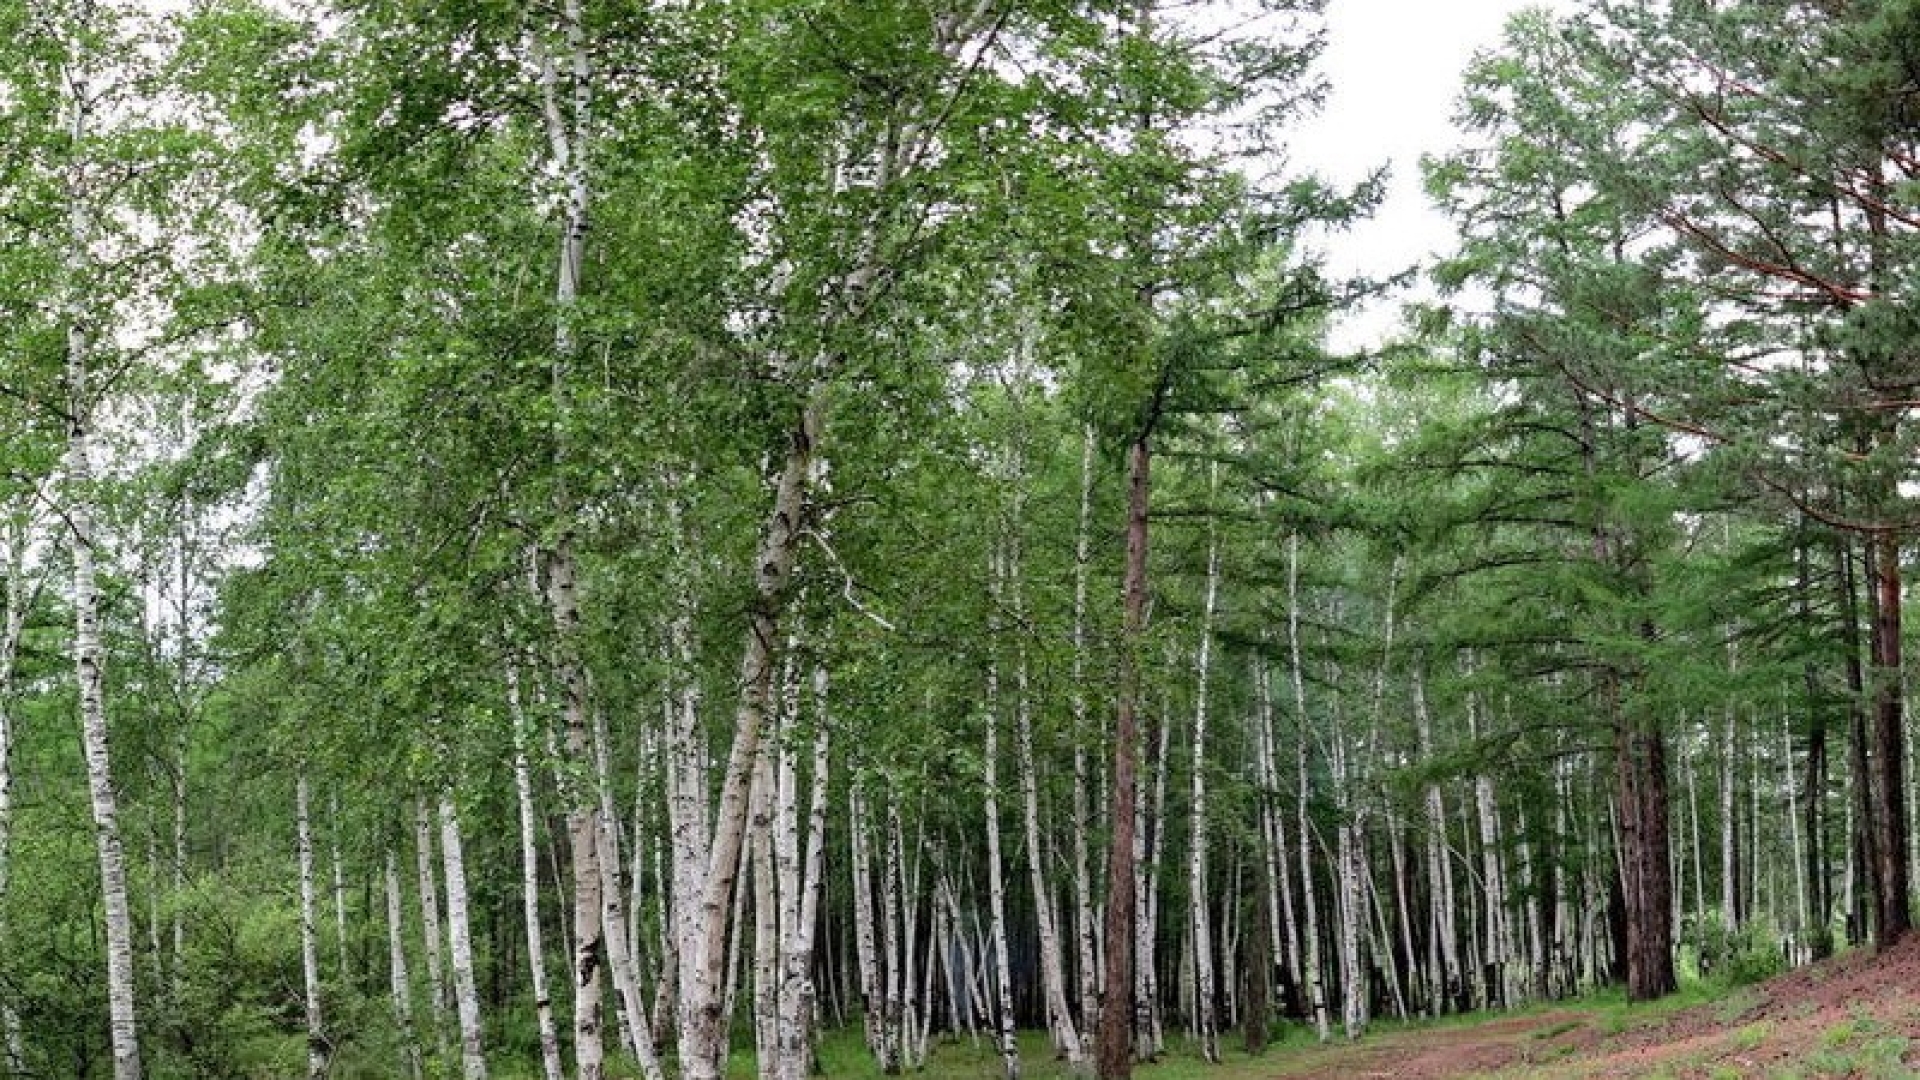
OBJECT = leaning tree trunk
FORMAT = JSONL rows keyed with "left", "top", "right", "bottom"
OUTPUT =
{"left": 680, "top": 397, "right": 821, "bottom": 1080}
{"left": 593, "top": 700, "right": 665, "bottom": 1080}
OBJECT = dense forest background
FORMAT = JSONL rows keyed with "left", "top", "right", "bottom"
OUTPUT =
{"left": 2, "top": 0, "right": 1918, "bottom": 1078}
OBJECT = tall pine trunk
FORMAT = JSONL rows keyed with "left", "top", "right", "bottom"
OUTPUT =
{"left": 1096, "top": 434, "right": 1150, "bottom": 1080}
{"left": 1867, "top": 532, "right": 1909, "bottom": 944}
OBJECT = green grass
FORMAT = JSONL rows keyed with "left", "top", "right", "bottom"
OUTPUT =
{"left": 697, "top": 974, "right": 1760, "bottom": 1080}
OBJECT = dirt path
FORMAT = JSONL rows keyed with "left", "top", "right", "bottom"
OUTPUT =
{"left": 1264, "top": 1012, "right": 1601, "bottom": 1079}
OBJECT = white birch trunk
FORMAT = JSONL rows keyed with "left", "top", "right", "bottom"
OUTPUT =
{"left": 439, "top": 795, "right": 488, "bottom": 1080}
{"left": 0, "top": 509, "right": 32, "bottom": 1072}
{"left": 1413, "top": 668, "right": 1460, "bottom": 1014}
{"left": 982, "top": 609, "right": 1020, "bottom": 1080}
{"left": 330, "top": 794, "right": 349, "bottom": 986}
{"left": 63, "top": 62, "right": 139, "bottom": 1073}
{"left": 1466, "top": 680, "right": 1514, "bottom": 1009}
{"left": 896, "top": 808, "right": 925, "bottom": 1070}
{"left": 1388, "top": 820, "right": 1419, "bottom": 1014}
{"left": 1069, "top": 426, "right": 1101, "bottom": 1037}
{"left": 666, "top": 589, "right": 710, "bottom": 1039}
{"left": 298, "top": 773, "right": 328, "bottom": 1080}
{"left": 752, "top": 743, "right": 779, "bottom": 1068}
{"left": 1186, "top": 509, "right": 1221, "bottom": 1061}
{"left": 168, "top": 727, "right": 186, "bottom": 981}
{"left": 385, "top": 848, "right": 425, "bottom": 1080}
{"left": 414, "top": 800, "right": 450, "bottom": 1059}
{"left": 1684, "top": 735, "right": 1706, "bottom": 956}
{"left": 593, "top": 700, "right": 663, "bottom": 1080}
{"left": 1288, "top": 535, "right": 1330, "bottom": 1041}
{"left": 533, "top": 2, "right": 618, "bottom": 1070}
{"left": 767, "top": 654, "right": 802, "bottom": 1072}
{"left": 1364, "top": 855, "right": 1407, "bottom": 1021}
{"left": 1329, "top": 676, "right": 1368, "bottom": 1040}
{"left": 681, "top": 399, "right": 818, "bottom": 1080}
{"left": 507, "top": 662, "right": 565, "bottom": 1080}
{"left": 882, "top": 795, "right": 909, "bottom": 1075}
{"left": 851, "top": 785, "right": 883, "bottom": 1060}
{"left": 1134, "top": 684, "right": 1173, "bottom": 1059}
{"left": 772, "top": 669, "right": 830, "bottom": 1080}
{"left": 1009, "top": 529, "right": 1083, "bottom": 1063}
{"left": 1786, "top": 710, "right": 1808, "bottom": 945}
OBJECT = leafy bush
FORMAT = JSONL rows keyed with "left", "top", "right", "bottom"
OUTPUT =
{"left": 1690, "top": 913, "right": 1785, "bottom": 987}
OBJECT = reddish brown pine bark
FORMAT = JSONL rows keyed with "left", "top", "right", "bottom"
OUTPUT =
{"left": 1869, "top": 533, "right": 1909, "bottom": 944}
{"left": 1097, "top": 436, "right": 1151, "bottom": 1080}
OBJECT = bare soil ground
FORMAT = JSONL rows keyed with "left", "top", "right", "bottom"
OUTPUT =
{"left": 1263, "top": 940, "right": 1920, "bottom": 1078}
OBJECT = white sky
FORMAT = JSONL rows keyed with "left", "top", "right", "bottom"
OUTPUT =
{"left": 1291, "top": 0, "right": 1574, "bottom": 350}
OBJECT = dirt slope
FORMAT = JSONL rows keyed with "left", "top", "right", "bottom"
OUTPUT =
{"left": 1267, "top": 940, "right": 1920, "bottom": 1078}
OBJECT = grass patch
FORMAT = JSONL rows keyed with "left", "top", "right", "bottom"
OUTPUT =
{"left": 1729, "top": 1021, "right": 1772, "bottom": 1052}
{"left": 1533, "top": 1020, "right": 1582, "bottom": 1041}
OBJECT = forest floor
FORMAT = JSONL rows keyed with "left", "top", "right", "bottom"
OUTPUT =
{"left": 793, "top": 943, "right": 1920, "bottom": 1080}
{"left": 1248, "top": 937, "right": 1920, "bottom": 1078}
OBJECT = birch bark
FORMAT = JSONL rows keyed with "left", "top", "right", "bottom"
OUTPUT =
{"left": 1009, "top": 527, "right": 1083, "bottom": 1063}
{"left": 983, "top": 601, "right": 1020, "bottom": 1080}
{"left": 298, "top": 773, "right": 327, "bottom": 1080}
{"left": 439, "top": 795, "right": 488, "bottom": 1080}
{"left": 851, "top": 784, "right": 883, "bottom": 1060}
{"left": 414, "top": 801, "right": 450, "bottom": 1058}
{"left": 1185, "top": 509, "right": 1221, "bottom": 1060}
{"left": 507, "top": 661, "right": 565, "bottom": 1080}
{"left": 1069, "top": 426, "right": 1100, "bottom": 1037}
{"left": 385, "top": 848, "right": 425, "bottom": 1080}
{"left": 1413, "top": 668, "right": 1460, "bottom": 1014}
{"left": 1287, "top": 536, "right": 1330, "bottom": 1042}
{"left": 61, "top": 38, "right": 140, "bottom": 1077}
{"left": 0, "top": 508, "right": 32, "bottom": 1071}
